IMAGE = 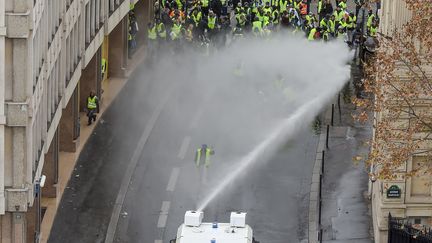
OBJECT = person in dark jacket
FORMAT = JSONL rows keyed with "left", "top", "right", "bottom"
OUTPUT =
{"left": 322, "top": 0, "right": 333, "bottom": 17}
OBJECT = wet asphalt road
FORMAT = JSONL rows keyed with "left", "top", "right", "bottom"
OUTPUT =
{"left": 48, "top": 56, "right": 319, "bottom": 243}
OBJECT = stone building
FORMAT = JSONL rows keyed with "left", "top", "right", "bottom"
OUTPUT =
{"left": 0, "top": 0, "right": 152, "bottom": 242}
{"left": 370, "top": 0, "right": 432, "bottom": 242}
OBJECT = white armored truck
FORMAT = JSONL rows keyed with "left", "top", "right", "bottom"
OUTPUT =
{"left": 170, "top": 211, "right": 260, "bottom": 243}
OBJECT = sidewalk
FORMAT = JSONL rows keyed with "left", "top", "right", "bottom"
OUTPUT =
{"left": 39, "top": 46, "right": 147, "bottom": 243}
{"left": 320, "top": 88, "right": 374, "bottom": 243}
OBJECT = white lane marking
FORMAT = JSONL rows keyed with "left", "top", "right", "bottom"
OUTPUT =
{"left": 157, "top": 201, "right": 171, "bottom": 228}
{"left": 105, "top": 94, "right": 170, "bottom": 243}
{"left": 154, "top": 240, "right": 163, "bottom": 243}
{"left": 157, "top": 215, "right": 168, "bottom": 228}
{"left": 177, "top": 136, "right": 191, "bottom": 160}
{"left": 161, "top": 201, "right": 171, "bottom": 212}
{"left": 166, "top": 168, "right": 180, "bottom": 192}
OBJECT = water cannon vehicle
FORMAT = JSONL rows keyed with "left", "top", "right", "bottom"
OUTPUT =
{"left": 170, "top": 211, "right": 260, "bottom": 243}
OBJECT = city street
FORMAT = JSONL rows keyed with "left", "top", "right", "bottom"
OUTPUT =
{"left": 48, "top": 56, "right": 319, "bottom": 243}
{"left": 3, "top": 0, "right": 426, "bottom": 242}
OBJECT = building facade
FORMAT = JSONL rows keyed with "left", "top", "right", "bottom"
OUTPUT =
{"left": 371, "top": 0, "right": 432, "bottom": 242}
{"left": 0, "top": 0, "right": 152, "bottom": 242}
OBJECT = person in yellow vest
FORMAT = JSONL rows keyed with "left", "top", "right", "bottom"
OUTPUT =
{"left": 185, "top": 24, "right": 194, "bottom": 44}
{"left": 328, "top": 14, "right": 336, "bottom": 36}
{"left": 148, "top": 22, "right": 158, "bottom": 42}
{"left": 156, "top": 20, "right": 167, "bottom": 43}
{"left": 252, "top": 17, "right": 263, "bottom": 37}
{"left": 195, "top": 144, "right": 214, "bottom": 167}
{"left": 233, "top": 61, "right": 244, "bottom": 77}
{"left": 346, "top": 12, "right": 357, "bottom": 31}
{"left": 128, "top": 25, "right": 136, "bottom": 58}
{"left": 101, "top": 58, "right": 107, "bottom": 80}
{"left": 366, "top": 9, "right": 375, "bottom": 29}
{"left": 206, "top": 11, "right": 218, "bottom": 40}
{"left": 147, "top": 22, "right": 158, "bottom": 58}
{"left": 317, "top": 0, "right": 323, "bottom": 20}
{"left": 305, "top": 12, "right": 316, "bottom": 28}
{"left": 170, "top": 19, "right": 183, "bottom": 41}
{"left": 322, "top": 30, "right": 330, "bottom": 42}
{"left": 190, "top": 9, "right": 203, "bottom": 27}
{"left": 332, "top": 6, "right": 345, "bottom": 24}
{"left": 308, "top": 26, "right": 318, "bottom": 41}
{"left": 368, "top": 20, "right": 378, "bottom": 37}
{"left": 279, "top": 0, "right": 288, "bottom": 13}
{"left": 87, "top": 91, "right": 99, "bottom": 125}
{"left": 272, "top": 9, "right": 280, "bottom": 26}
{"left": 338, "top": 0, "right": 347, "bottom": 11}
{"left": 262, "top": 12, "right": 271, "bottom": 28}
{"left": 319, "top": 16, "right": 328, "bottom": 30}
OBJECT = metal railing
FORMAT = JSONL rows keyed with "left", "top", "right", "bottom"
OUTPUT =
{"left": 388, "top": 214, "right": 432, "bottom": 243}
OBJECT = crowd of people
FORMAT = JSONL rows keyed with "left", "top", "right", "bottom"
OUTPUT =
{"left": 145, "top": 0, "right": 379, "bottom": 53}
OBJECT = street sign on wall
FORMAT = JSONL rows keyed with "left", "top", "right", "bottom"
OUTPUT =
{"left": 387, "top": 185, "right": 401, "bottom": 198}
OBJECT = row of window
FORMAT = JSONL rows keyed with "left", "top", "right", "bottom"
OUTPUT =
{"left": 30, "top": 0, "right": 125, "bottom": 173}
{"left": 32, "top": 0, "right": 63, "bottom": 89}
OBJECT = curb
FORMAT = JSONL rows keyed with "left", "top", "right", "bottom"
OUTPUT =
{"left": 308, "top": 106, "right": 332, "bottom": 243}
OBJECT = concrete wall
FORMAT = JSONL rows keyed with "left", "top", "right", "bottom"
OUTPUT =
{"left": 378, "top": 0, "right": 411, "bottom": 37}
{"left": 0, "top": 0, "right": 139, "bottom": 241}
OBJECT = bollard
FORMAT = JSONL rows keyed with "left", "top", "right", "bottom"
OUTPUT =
{"left": 326, "top": 125, "right": 330, "bottom": 149}
{"left": 331, "top": 104, "right": 335, "bottom": 126}
{"left": 319, "top": 174, "right": 322, "bottom": 200}
{"left": 318, "top": 199, "right": 322, "bottom": 225}
{"left": 320, "top": 229, "right": 323, "bottom": 243}
{"left": 321, "top": 150, "right": 325, "bottom": 175}
{"left": 338, "top": 94, "right": 342, "bottom": 123}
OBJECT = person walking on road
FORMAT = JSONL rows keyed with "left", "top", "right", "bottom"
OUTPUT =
{"left": 87, "top": 91, "right": 99, "bottom": 125}
{"left": 195, "top": 144, "right": 215, "bottom": 167}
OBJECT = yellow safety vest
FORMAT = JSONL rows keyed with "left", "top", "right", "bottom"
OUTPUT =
{"left": 263, "top": 15, "right": 270, "bottom": 27}
{"left": 317, "top": 0, "right": 322, "bottom": 13}
{"left": 263, "top": 7, "right": 272, "bottom": 15}
{"left": 171, "top": 24, "right": 182, "bottom": 40}
{"left": 333, "top": 10, "right": 344, "bottom": 22}
{"left": 272, "top": 10, "right": 279, "bottom": 24}
{"left": 208, "top": 16, "right": 216, "bottom": 29}
{"left": 347, "top": 15, "right": 357, "bottom": 28}
{"left": 369, "top": 26, "right": 377, "bottom": 36}
{"left": 329, "top": 19, "right": 335, "bottom": 33}
{"left": 148, "top": 26, "right": 157, "bottom": 40}
{"left": 176, "top": 0, "right": 183, "bottom": 9}
{"left": 308, "top": 28, "right": 317, "bottom": 40}
{"left": 367, "top": 14, "right": 375, "bottom": 27}
{"left": 319, "top": 19, "right": 327, "bottom": 29}
{"left": 192, "top": 12, "right": 202, "bottom": 25}
{"left": 252, "top": 20, "right": 262, "bottom": 34}
{"left": 201, "top": 0, "right": 209, "bottom": 7}
{"left": 196, "top": 148, "right": 212, "bottom": 166}
{"left": 101, "top": 58, "right": 107, "bottom": 75}
{"left": 157, "top": 23, "right": 167, "bottom": 38}
{"left": 87, "top": 96, "right": 97, "bottom": 109}
{"left": 338, "top": 1, "right": 347, "bottom": 10}
{"left": 279, "top": 0, "right": 287, "bottom": 12}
